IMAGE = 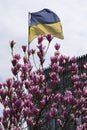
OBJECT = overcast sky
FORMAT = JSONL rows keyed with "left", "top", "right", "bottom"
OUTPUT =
{"left": 0, "top": 0, "right": 87, "bottom": 81}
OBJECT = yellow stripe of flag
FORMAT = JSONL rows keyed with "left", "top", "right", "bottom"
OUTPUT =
{"left": 30, "top": 22, "right": 64, "bottom": 42}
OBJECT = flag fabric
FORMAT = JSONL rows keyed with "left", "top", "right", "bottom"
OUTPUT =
{"left": 29, "top": 8, "right": 64, "bottom": 42}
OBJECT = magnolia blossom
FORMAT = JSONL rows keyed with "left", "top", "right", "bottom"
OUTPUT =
{"left": 71, "top": 56, "right": 77, "bottom": 63}
{"left": 83, "top": 86, "right": 87, "bottom": 96}
{"left": 83, "top": 62, "right": 87, "bottom": 70}
{"left": 45, "top": 33, "right": 53, "bottom": 42}
{"left": 22, "top": 45, "right": 27, "bottom": 53}
{"left": 38, "top": 35, "right": 44, "bottom": 44}
{"left": 52, "top": 63, "right": 63, "bottom": 73}
{"left": 54, "top": 43, "right": 60, "bottom": 50}
{"left": 0, "top": 35, "right": 87, "bottom": 130}
{"left": 71, "top": 74, "right": 79, "bottom": 82}
{"left": 69, "top": 63, "right": 78, "bottom": 73}
{"left": 57, "top": 119, "right": 62, "bottom": 126}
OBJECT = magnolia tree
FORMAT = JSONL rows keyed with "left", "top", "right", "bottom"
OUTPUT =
{"left": 0, "top": 34, "right": 87, "bottom": 130}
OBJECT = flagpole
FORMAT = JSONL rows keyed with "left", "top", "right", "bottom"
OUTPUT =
{"left": 28, "top": 12, "right": 31, "bottom": 52}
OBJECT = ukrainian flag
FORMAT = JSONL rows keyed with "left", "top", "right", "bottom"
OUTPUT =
{"left": 29, "top": 9, "right": 64, "bottom": 42}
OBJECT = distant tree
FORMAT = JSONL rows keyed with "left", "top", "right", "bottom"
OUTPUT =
{"left": 0, "top": 35, "right": 87, "bottom": 130}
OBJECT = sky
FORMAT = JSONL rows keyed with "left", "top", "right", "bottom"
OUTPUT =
{"left": 0, "top": 0, "right": 87, "bottom": 81}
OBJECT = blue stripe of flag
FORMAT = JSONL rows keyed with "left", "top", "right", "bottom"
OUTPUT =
{"left": 30, "top": 8, "right": 60, "bottom": 26}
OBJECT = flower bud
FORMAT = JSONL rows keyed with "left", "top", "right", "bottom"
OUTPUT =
{"left": 38, "top": 35, "right": 44, "bottom": 44}
{"left": 22, "top": 45, "right": 27, "bottom": 53}
{"left": 54, "top": 43, "right": 60, "bottom": 50}
{"left": 9, "top": 40, "right": 16, "bottom": 48}
{"left": 46, "top": 34, "right": 53, "bottom": 42}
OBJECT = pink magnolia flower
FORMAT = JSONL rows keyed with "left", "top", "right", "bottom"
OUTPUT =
{"left": 51, "top": 103, "right": 57, "bottom": 108}
{"left": 6, "top": 78, "right": 13, "bottom": 88}
{"left": 38, "top": 119, "right": 43, "bottom": 126}
{"left": 23, "top": 56, "right": 28, "bottom": 63}
{"left": 71, "top": 74, "right": 79, "bottom": 82}
{"left": 54, "top": 51, "right": 60, "bottom": 57}
{"left": 78, "top": 97, "right": 85, "bottom": 107}
{"left": 45, "top": 33, "right": 53, "bottom": 42}
{"left": 52, "top": 63, "right": 63, "bottom": 73}
{"left": 25, "top": 81, "right": 30, "bottom": 89}
{"left": 11, "top": 58, "right": 18, "bottom": 66}
{"left": 16, "top": 63, "right": 21, "bottom": 71}
{"left": 21, "top": 64, "right": 28, "bottom": 72}
{"left": 26, "top": 93, "right": 33, "bottom": 100}
{"left": 70, "top": 113, "right": 75, "bottom": 120}
{"left": 33, "top": 108, "right": 40, "bottom": 116}
{"left": 30, "top": 85, "right": 39, "bottom": 94}
{"left": 31, "top": 49, "right": 36, "bottom": 54}
{"left": 76, "top": 125, "right": 84, "bottom": 130}
{"left": 63, "top": 56, "right": 70, "bottom": 63}
{"left": 71, "top": 56, "right": 77, "bottom": 63}
{"left": 3, "top": 109, "right": 10, "bottom": 118}
{"left": 13, "top": 54, "right": 21, "bottom": 60}
{"left": 63, "top": 111, "right": 68, "bottom": 118}
{"left": 54, "top": 93, "right": 62, "bottom": 101}
{"left": 46, "top": 88, "right": 52, "bottom": 95}
{"left": 22, "top": 45, "right": 27, "bottom": 53}
{"left": 57, "top": 119, "right": 62, "bottom": 126}
{"left": 58, "top": 55, "right": 65, "bottom": 64}
{"left": 38, "top": 35, "right": 44, "bottom": 44}
{"left": 64, "top": 90, "right": 73, "bottom": 104}
{"left": 65, "top": 90, "right": 72, "bottom": 97}
{"left": 82, "top": 107, "right": 87, "bottom": 114}
{"left": 50, "top": 107, "right": 58, "bottom": 117}
{"left": 61, "top": 105, "right": 66, "bottom": 111}
{"left": 30, "top": 73, "right": 40, "bottom": 84}
{"left": 54, "top": 43, "right": 60, "bottom": 50}
{"left": 69, "top": 63, "right": 78, "bottom": 73}
{"left": 39, "top": 74, "right": 45, "bottom": 83}
{"left": 13, "top": 127, "right": 21, "bottom": 130}
{"left": 23, "top": 107, "right": 29, "bottom": 117}
{"left": 40, "top": 99, "right": 46, "bottom": 106}
{"left": 76, "top": 111, "right": 81, "bottom": 116}
{"left": 83, "top": 62, "right": 87, "bottom": 70}
{"left": 74, "top": 81, "right": 83, "bottom": 89}
{"left": 80, "top": 73, "right": 87, "bottom": 80}
{"left": 27, "top": 50, "right": 32, "bottom": 56}
{"left": 50, "top": 55, "right": 58, "bottom": 65}
{"left": 37, "top": 43, "right": 45, "bottom": 52}
{"left": 46, "top": 112, "right": 53, "bottom": 120}
{"left": 26, "top": 117, "right": 34, "bottom": 125}
{"left": 11, "top": 67, "right": 18, "bottom": 76}
{"left": 0, "top": 125, "right": 3, "bottom": 130}
{"left": 83, "top": 86, "right": 87, "bottom": 96}
{"left": 50, "top": 72, "right": 59, "bottom": 80}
